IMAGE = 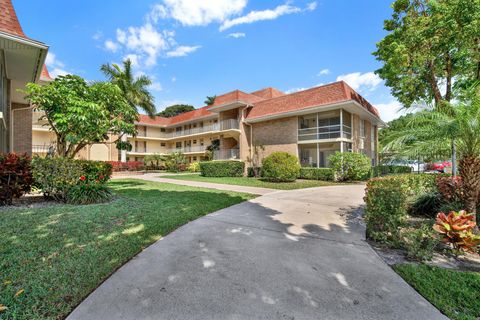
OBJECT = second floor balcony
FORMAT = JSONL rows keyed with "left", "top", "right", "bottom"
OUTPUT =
{"left": 298, "top": 110, "right": 352, "bottom": 142}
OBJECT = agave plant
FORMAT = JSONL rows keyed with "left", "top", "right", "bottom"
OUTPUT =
{"left": 433, "top": 210, "right": 480, "bottom": 253}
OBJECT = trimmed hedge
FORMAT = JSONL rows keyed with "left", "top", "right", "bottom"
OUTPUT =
{"left": 200, "top": 161, "right": 245, "bottom": 177}
{"left": 328, "top": 152, "right": 371, "bottom": 181}
{"left": 364, "top": 174, "right": 438, "bottom": 243}
{"left": 261, "top": 152, "right": 300, "bottom": 182}
{"left": 298, "top": 167, "right": 334, "bottom": 181}
{"left": 0, "top": 153, "right": 33, "bottom": 205}
{"left": 372, "top": 165, "right": 412, "bottom": 177}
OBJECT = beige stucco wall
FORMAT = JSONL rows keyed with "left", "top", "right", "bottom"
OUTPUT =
{"left": 250, "top": 116, "right": 298, "bottom": 161}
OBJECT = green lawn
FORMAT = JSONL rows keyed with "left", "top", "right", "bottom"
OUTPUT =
{"left": 0, "top": 179, "right": 253, "bottom": 320}
{"left": 394, "top": 264, "right": 480, "bottom": 320}
{"left": 161, "top": 174, "right": 338, "bottom": 190}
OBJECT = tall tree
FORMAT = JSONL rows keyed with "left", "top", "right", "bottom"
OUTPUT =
{"left": 204, "top": 95, "right": 216, "bottom": 106}
{"left": 374, "top": 0, "right": 480, "bottom": 107}
{"left": 382, "top": 87, "right": 480, "bottom": 216}
{"left": 101, "top": 59, "right": 156, "bottom": 117}
{"left": 157, "top": 104, "right": 195, "bottom": 117}
{"left": 25, "top": 75, "right": 137, "bottom": 158}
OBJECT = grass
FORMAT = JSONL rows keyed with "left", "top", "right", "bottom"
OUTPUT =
{"left": 161, "top": 174, "right": 339, "bottom": 190}
{"left": 0, "top": 179, "right": 253, "bottom": 320}
{"left": 394, "top": 264, "right": 480, "bottom": 320}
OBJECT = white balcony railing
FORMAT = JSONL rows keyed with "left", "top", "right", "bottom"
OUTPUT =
{"left": 298, "top": 124, "right": 352, "bottom": 141}
{"left": 213, "top": 148, "right": 240, "bottom": 160}
{"left": 169, "top": 145, "right": 207, "bottom": 153}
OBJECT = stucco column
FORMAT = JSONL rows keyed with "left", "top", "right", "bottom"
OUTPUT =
{"left": 121, "top": 134, "right": 127, "bottom": 162}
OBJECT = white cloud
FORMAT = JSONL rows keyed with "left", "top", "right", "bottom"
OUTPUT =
{"left": 124, "top": 54, "right": 140, "bottom": 67}
{"left": 155, "top": 0, "right": 247, "bottom": 26}
{"left": 166, "top": 45, "right": 201, "bottom": 57}
{"left": 92, "top": 31, "right": 103, "bottom": 40}
{"left": 45, "top": 52, "right": 71, "bottom": 78}
{"left": 336, "top": 72, "right": 382, "bottom": 92}
{"left": 104, "top": 40, "right": 119, "bottom": 53}
{"left": 285, "top": 83, "right": 324, "bottom": 94}
{"left": 149, "top": 82, "right": 163, "bottom": 91}
{"left": 228, "top": 32, "right": 246, "bottom": 38}
{"left": 317, "top": 69, "right": 330, "bottom": 76}
{"left": 220, "top": 2, "right": 315, "bottom": 31}
{"left": 374, "top": 100, "right": 407, "bottom": 122}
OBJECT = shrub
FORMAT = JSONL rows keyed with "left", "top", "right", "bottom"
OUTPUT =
{"left": 328, "top": 152, "right": 371, "bottom": 181}
{"left": 188, "top": 162, "right": 200, "bottom": 173}
{"left": 247, "top": 167, "right": 262, "bottom": 177}
{"left": 200, "top": 161, "right": 245, "bottom": 177}
{"left": 433, "top": 211, "right": 480, "bottom": 253}
{"left": 261, "top": 152, "right": 300, "bottom": 182}
{"left": 127, "top": 161, "right": 144, "bottom": 171}
{"left": 144, "top": 153, "right": 165, "bottom": 170}
{"left": 164, "top": 152, "right": 187, "bottom": 172}
{"left": 401, "top": 225, "right": 438, "bottom": 261}
{"left": 0, "top": 153, "right": 33, "bottom": 205}
{"left": 67, "top": 183, "right": 112, "bottom": 205}
{"left": 298, "top": 167, "right": 334, "bottom": 181}
{"left": 408, "top": 192, "right": 443, "bottom": 218}
{"left": 372, "top": 165, "right": 412, "bottom": 177}
{"left": 76, "top": 160, "right": 112, "bottom": 183}
{"left": 32, "top": 157, "right": 83, "bottom": 201}
{"left": 364, "top": 174, "right": 438, "bottom": 243}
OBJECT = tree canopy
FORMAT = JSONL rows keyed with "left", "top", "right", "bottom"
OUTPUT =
{"left": 374, "top": 0, "right": 480, "bottom": 107}
{"left": 25, "top": 75, "right": 137, "bottom": 158}
{"left": 101, "top": 59, "right": 156, "bottom": 117}
{"left": 157, "top": 104, "right": 195, "bottom": 117}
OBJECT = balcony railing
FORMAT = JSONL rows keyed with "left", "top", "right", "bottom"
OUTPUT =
{"left": 169, "top": 145, "right": 207, "bottom": 153}
{"left": 32, "top": 111, "right": 49, "bottom": 130}
{"left": 132, "top": 119, "right": 240, "bottom": 139}
{"left": 32, "top": 144, "right": 55, "bottom": 155}
{"left": 213, "top": 148, "right": 240, "bottom": 160}
{"left": 298, "top": 124, "right": 352, "bottom": 141}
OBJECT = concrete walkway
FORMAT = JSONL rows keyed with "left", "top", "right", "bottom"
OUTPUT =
{"left": 116, "top": 172, "right": 277, "bottom": 195}
{"left": 68, "top": 184, "right": 446, "bottom": 320}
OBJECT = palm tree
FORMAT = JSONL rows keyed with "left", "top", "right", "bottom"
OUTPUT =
{"left": 101, "top": 59, "right": 156, "bottom": 117}
{"left": 204, "top": 95, "right": 216, "bottom": 106}
{"left": 382, "top": 87, "right": 480, "bottom": 215}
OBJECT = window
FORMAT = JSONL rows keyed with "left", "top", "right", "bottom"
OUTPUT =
{"left": 360, "top": 120, "right": 366, "bottom": 138}
{"left": 161, "top": 142, "right": 166, "bottom": 147}
{"left": 200, "top": 139, "right": 204, "bottom": 146}
{"left": 160, "top": 128, "right": 166, "bottom": 132}
{"left": 176, "top": 142, "right": 182, "bottom": 148}
{"left": 193, "top": 140, "right": 197, "bottom": 144}
{"left": 193, "top": 156, "right": 197, "bottom": 161}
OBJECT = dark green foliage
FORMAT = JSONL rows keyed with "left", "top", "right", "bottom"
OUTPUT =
{"left": 0, "top": 153, "right": 33, "bottom": 205}
{"left": 247, "top": 167, "right": 262, "bottom": 177}
{"left": 364, "top": 174, "right": 438, "bottom": 243}
{"left": 200, "top": 161, "right": 245, "bottom": 177}
{"left": 164, "top": 152, "right": 187, "bottom": 172}
{"left": 67, "top": 183, "right": 112, "bottom": 205}
{"left": 75, "top": 160, "right": 112, "bottom": 183}
{"left": 401, "top": 225, "right": 438, "bottom": 261}
{"left": 408, "top": 192, "right": 443, "bottom": 218}
{"left": 371, "top": 165, "right": 412, "bottom": 177}
{"left": 261, "top": 152, "right": 300, "bottom": 182}
{"left": 328, "top": 152, "right": 372, "bottom": 181}
{"left": 298, "top": 167, "right": 334, "bottom": 181}
{"left": 156, "top": 104, "right": 195, "bottom": 117}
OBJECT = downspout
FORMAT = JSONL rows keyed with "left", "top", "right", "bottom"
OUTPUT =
{"left": 242, "top": 106, "right": 253, "bottom": 161}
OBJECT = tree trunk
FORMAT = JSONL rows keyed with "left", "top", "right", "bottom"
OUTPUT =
{"left": 451, "top": 139, "right": 457, "bottom": 177}
{"left": 459, "top": 155, "right": 480, "bottom": 219}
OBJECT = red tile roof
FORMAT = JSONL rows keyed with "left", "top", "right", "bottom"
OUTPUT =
{"left": 246, "top": 81, "right": 380, "bottom": 121}
{"left": 210, "top": 90, "right": 264, "bottom": 107}
{"left": 251, "top": 87, "right": 285, "bottom": 99}
{"left": 40, "top": 65, "right": 53, "bottom": 80}
{"left": 0, "top": 0, "right": 26, "bottom": 38}
{"left": 137, "top": 105, "right": 215, "bottom": 127}
{"left": 137, "top": 82, "right": 380, "bottom": 127}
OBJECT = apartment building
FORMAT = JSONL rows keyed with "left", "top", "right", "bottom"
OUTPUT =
{"left": 33, "top": 81, "right": 384, "bottom": 167}
{"left": 0, "top": 0, "right": 49, "bottom": 155}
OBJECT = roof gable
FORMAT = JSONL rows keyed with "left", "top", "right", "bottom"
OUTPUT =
{"left": 0, "top": 0, "right": 26, "bottom": 38}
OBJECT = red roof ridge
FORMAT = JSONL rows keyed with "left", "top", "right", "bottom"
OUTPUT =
{"left": 0, "top": 0, "right": 27, "bottom": 38}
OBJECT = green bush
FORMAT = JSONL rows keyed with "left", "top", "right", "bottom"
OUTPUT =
{"left": 247, "top": 167, "right": 262, "bottom": 177}
{"left": 200, "top": 161, "right": 245, "bottom": 177}
{"left": 372, "top": 165, "right": 412, "bottom": 177}
{"left": 408, "top": 192, "right": 443, "bottom": 218}
{"left": 67, "top": 183, "right": 112, "bottom": 205}
{"left": 364, "top": 174, "right": 438, "bottom": 243}
{"left": 261, "top": 152, "right": 300, "bottom": 182}
{"left": 0, "top": 153, "right": 33, "bottom": 205}
{"left": 328, "top": 152, "right": 371, "bottom": 181}
{"left": 32, "top": 157, "right": 83, "bottom": 202}
{"left": 75, "top": 160, "right": 112, "bottom": 183}
{"left": 188, "top": 162, "right": 200, "bottom": 173}
{"left": 401, "top": 225, "right": 438, "bottom": 261}
{"left": 164, "top": 152, "right": 187, "bottom": 172}
{"left": 298, "top": 167, "right": 334, "bottom": 181}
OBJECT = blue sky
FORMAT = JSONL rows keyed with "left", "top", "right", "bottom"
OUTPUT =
{"left": 15, "top": 0, "right": 404, "bottom": 121}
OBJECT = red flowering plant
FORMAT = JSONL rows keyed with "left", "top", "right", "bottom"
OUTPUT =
{"left": 433, "top": 210, "right": 480, "bottom": 253}
{"left": 0, "top": 153, "right": 33, "bottom": 205}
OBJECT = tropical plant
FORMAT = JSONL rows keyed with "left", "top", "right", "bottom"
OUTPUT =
{"left": 204, "top": 95, "right": 216, "bottom": 106}
{"left": 401, "top": 225, "right": 438, "bottom": 261}
{"left": 67, "top": 183, "right": 112, "bottom": 205}
{"left": 164, "top": 152, "right": 187, "bottom": 172}
{"left": 144, "top": 153, "right": 165, "bottom": 170}
{"left": 188, "top": 162, "right": 200, "bottom": 173}
{"left": 382, "top": 88, "right": 480, "bottom": 215}
{"left": 24, "top": 75, "right": 137, "bottom": 158}
{"left": 261, "top": 152, "right": 300, "bottom": 182}
{"left": 101, "top": 58, "right": 156, "bottom": 117}
{"left": 433, "top": 211, "right": 480, "bottom": 253}
{"left": 157, "top": 104, "right": 195, "bottom": 117}
{"left": 328, "top": 152, "right": 371, "bottom": 181}
{"left": 0, "top": 153, "right": 33, "bottom": 205}
{"left": 246, "top": 142, "right": 265, "bottom": 178}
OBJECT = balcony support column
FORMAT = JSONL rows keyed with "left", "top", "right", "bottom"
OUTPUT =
{"left": 120, "top": 134, "right": 127, "bottom": 162}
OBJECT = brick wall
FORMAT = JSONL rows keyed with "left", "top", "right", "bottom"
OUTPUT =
{"left": 11, "top": 103, "right": 32, "bottom": 155}
{"left": 251, "top": 116, "right": 298, "bottom": 161}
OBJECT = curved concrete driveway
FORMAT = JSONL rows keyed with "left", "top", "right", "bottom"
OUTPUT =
{"left": 68, "top": 185, "right": 446, "bottom": 320}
